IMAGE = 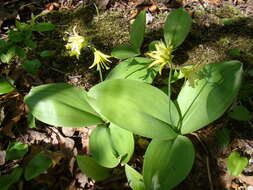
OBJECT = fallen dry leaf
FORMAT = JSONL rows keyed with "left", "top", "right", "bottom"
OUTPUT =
{"left": 0, "top": 150, "right": 6, "bottom": 165}
{"left": 238, "top": 174, "right": 253, "bottom": 186}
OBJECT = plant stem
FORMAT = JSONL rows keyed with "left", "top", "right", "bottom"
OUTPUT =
{"left": 99, "top": 68, "right": 103, "bottom": 82}
{"left": 168, "top": 67, "right": 173, "bottom": 128}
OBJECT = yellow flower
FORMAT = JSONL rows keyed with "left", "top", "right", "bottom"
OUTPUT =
{"left": 89, "top": 48, "right": 112, "bottom": 71}
{"left": 146, "top": 41, "right": 174, "bottom": 74}
{"left": 64, "top": 26, "right": 87, "bottom": 59}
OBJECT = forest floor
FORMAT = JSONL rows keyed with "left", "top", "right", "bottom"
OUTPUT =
{"left": 0, "top": 0, "right": 253, "bottom": 189}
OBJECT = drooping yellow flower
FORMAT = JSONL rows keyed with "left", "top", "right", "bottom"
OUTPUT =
{"left": 146, "top": 41, "right": 174, "bottom": 74}
{"left": 89, "top": 48, "right": 112, "bottom": 71}
{"left": 64, "top": 26, "right": 87, "bottom": 59}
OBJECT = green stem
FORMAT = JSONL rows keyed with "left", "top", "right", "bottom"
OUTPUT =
{"left": 99, "top": 68, "right": 103, "bottom": 82}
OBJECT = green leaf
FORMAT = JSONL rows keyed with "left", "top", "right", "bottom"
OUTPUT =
{"left": 6, "top": 142, "right": 28, "bottom": 161}
{"left": 8, "top": 30, "right": 24, "bottom": 43}
{"left": 24, "top": 83, "right": 103, "bottom": 127}
{"left": 143, "top": 136, "right": 195, "bottom": 190}
{"left": 130, "top": 10, "right": 146, "bottom": 51}
{"left": 28, "top": 112, "right": 36, "bottom": 128}
{"left": 106, "top": 57, "right": 158, "bottom": 83}
{"left": 164, "top": 8, "right": 192, "bottom": 48}
{"left": 31, "top": 23, "right": 55, "bottom": 32}
{"left": 40, "top": 50, "right": 54, "bottom": 57}
{"left": 89, "top": 125, "right": 120, "bottom": 168}
{"left": 0, "top": 78, "right": 15, "bottom": 95}
{"left": 15, "top": 46, "right": 26, "bottom": 58}
{"left": 0, "top": 46, "right": 16, "bottom": 63}
{"left": 227, "top": 48, "right": 241, "bottom": 58}
{"left": 177, "top": 61, "right": 243, "bottom": 134}
{"left": 0, "top": 167, "right": 23, "bottom": 190}
{"left": 15, "top": 20, "right": 28, "bottom": 31}
{"left": 77, "top": 155, "right": 111, "bottom": 181}
{"left": 125, "top": 165, "right": 145, "bottom": 190}
{"left": 22, "top": 59, "right": 41, "bottom": 74}
{"left": 227, "top": 152, "right": 248, "bottom": 176}
{"left": 25, "top": 39, "right": 37, "bottom": 49}
{"left": 89, "top": 123, "right": 134, "bottom": 168}
{"left": 111, "top": 45, "right": 139, "bottom": 59}
{"left": 0, "top": 40, "right": 7, "bottom": 51}
{"left": 88, "top": 79, "right": 179, "bottom": 139}
{"left": 24, "top": 152, "right": 52, "bottom": 181}
{"left": 109, "top": 123, "right": 134, "bottom": 164}
{"left": 215, "top": 128, "right": 230, "bottom": 148}
{"left": 228, "top": 105, "right": 251, "bottom": 121}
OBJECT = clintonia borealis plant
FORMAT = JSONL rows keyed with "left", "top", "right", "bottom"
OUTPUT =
{"left": 24, "top": 9, "right": 243, "bottom": 190}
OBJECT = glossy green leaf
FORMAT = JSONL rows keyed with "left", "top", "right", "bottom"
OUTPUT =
{"left": 177, "top": 61, "right": 243, "bottom": 134}
{"left": 6, "top": 142, "right": 28, "bottom": 161}
{"left": 106, "top": 57, "right": 158, "bottom": 83}
{"left": 143, "top": 136, "right": 195, "bottom": 190}
{"left": 24, "top": 83, "right": 103, "bottom": 127}
{"left": 148, "top": 40, "right": 160, "bottom": 51}
{"left": 89, "top": 123, "right": 134, "bottom": 168}
{"left": 0, "top": 167, "right": 23, "bottom": 190}
{"left": 0, "top": 78, "right": 15, "bottom": 95}
{"left": 130, "top": 10, "right": 146, "bottom": 50}
{"left": 22, "top": 59, "right": 41, "bottom": 74}
{"left": 164, "top": 8, "right": 192, "bottom": 48}
{"left": 109, "top": 123, "right": 134, "bottom": 164}
{"left": 77, "top": 155, "right": 111, "bottom": 181}
{"left": 89, "top": 125, "right": 120, "bottom": 168}
{"left": 125, "top": 165, "right": 145, "bottom": 190}
{"left": 227, "top": 152, "right": 248, "bottom": 176}
{"left": 88, "top": 79, "right": 179, "bottom": 139}
{"left": 24, "top": 152, "right": 52, "bottom": 181}
{"left": 111, "top": 45, "right": 139, "bottom": 59}
{"left": 228, "top": 105, "right": 251, "bottom": 121}
{"left": 31, "top": 23, "right": 55, "bottom": 32}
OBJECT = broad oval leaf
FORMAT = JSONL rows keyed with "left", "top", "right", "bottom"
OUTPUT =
{"left": 164, "top": 8, "right": 192, "bottom": 48}
{"left": 25, "top": 83, "right": 103, "bottom": 127}
{"left": 24, "top": 152, "right": 52, "bottom": 181}
{"left": 178, "top": 61, "right": 243, "bottom": 134}
{"left": 130, "top": 10, "right": 146, "bottom": 51}
{"left": 0, "top": 167, "right": 23, "bottom": 190}
{"left": 125, "top": 164, "right": 145, "bottom": 190}
{"left": 77, "top": 155, "right": 111, "bottom": 181}
{"left": 0, "top": 78, "right": 15, "bottom": 95}
{"left": 106, "top": 57, "right": 158, "bottom": 83}
{"left": 111, "top": 45, "right": 139, "bottom": 59}
{"left": 143, "top": 136, "right": 195, "bottom": 190}
{"left": 88, "top": 79, "right": 179, "bottom": 139}
{"left": 31, "top": 23, "right": 55, "bottom": 32}
{"left": 89, "top": 123, "right": 134, "bottom": 168}
{"left": 89, "top": 125, "right": 120, "bottom": 168}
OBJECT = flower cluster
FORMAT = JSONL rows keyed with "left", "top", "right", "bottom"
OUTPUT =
{"left": 89, "top": 48, "right": 111, "bottom": 71}
{"left": 64, "top": 26, "right": 88, "bottom": 59}
{"left": 146, "top": 41, "right": 174, "bottom": 74}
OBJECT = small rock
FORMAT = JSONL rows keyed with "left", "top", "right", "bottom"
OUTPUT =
{"left": 61, "top": 127, "right": 75, "bottom": 137}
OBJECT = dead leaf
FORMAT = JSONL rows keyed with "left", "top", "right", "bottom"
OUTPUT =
{"left": 238, "top": 174, "right": 253, "bottom": 186}
{"left": 76, "top": 172, "right": 88, "bottom": 188}
{"left": 95, "top": 0, "right": 110, "bottom": 9}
